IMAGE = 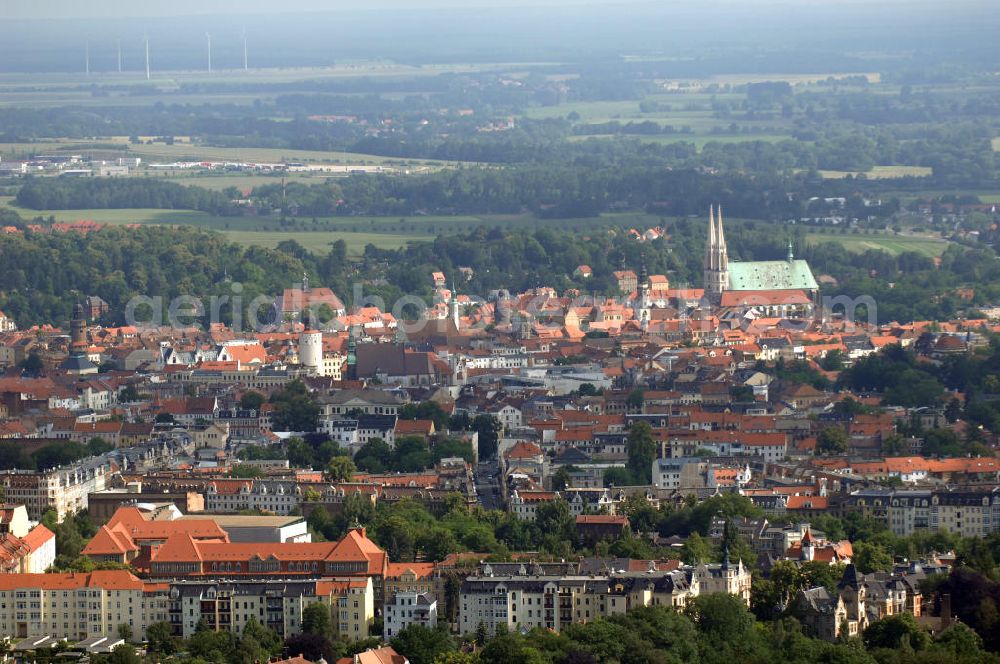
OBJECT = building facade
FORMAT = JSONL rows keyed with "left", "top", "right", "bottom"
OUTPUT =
{"left": 0, "top": 459, "right": 112, "bottom": 521}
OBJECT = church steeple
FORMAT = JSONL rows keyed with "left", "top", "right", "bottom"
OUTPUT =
{"left": 716, "top": 205, "right": 728, "bottom": 265}
{"left": 703, "top": 205, "right": 729, "bottom": 303}
{"left": 346, "top": 326, "right": 358, "bottom": 380}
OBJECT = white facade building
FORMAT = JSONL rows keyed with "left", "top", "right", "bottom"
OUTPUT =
{"left": 383, "top": 591, "right": 437, "bottom": 639}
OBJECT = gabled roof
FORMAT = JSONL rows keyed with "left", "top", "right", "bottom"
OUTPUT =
{"left": 150, "top": 533, "right": 203, "bottom": 563}
{"left": 20, "top": 525, "right": 53, "bottom": 553}
{"left": 326, "top": 527, "right": 387, "bottom": 574}
{"left": 83, "top": 525, "right": 133, "bottom": 556}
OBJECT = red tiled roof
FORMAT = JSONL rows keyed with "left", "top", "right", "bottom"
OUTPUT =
{"left": 506, "top": 441, "right": 543, "bottom": 459}
{"left": 785, "top": 496, "right": 829, "bottom": 510}
{"left": 386, "top": 562, "right": 435, "bottom": 579}
{"left": 575, "top": 515, "right": 628, "bottom": 525}
{"left": 0, "top": 571, "right": 145, "bottom": 591}
{"left": 720, "top": 290, "right": 810, "bottom": 307}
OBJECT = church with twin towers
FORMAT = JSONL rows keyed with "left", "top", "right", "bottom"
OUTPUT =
{"left": 703, "top": 205, "right": 819, "bottom": 315}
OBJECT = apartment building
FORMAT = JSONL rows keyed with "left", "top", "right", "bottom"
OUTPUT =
{"left": 167, "top": 577, "right": 373, "bottom": 640}
{"left": 875, "top": 487, "right": 1000, "bottom": 537}
{"left": 0, "top": 571, "right": 169, "bottom": 641}
{"left": 0, "top": 571, "right": 374, "bottom": 644}
{"left": 204, "top": 479, "right": 300, "bottom": 514}
{"left": 0, "top": 458, "right": 112, "bottom": 521}
{"left": 459, "top": 559, "right": 751, "bottom": 635}
{"left": 384, "top": 563, "right": 435, "bottom": 606}
{"left": 383, "top": 591, "right": 437, "bottom": 639}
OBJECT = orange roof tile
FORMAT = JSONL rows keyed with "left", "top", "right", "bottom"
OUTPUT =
{"left": 20, "top": 525, "right": 54, "bottom": 553}
{"left": 0, "top": 571, "right": 144, "bottom": 591}
{"left": 386, "top": 562, "right": 436, "bottom": 579}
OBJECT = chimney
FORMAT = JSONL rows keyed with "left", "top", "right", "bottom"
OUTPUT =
{"left": 941, "top": 593, "right": 952, "bottom": 628}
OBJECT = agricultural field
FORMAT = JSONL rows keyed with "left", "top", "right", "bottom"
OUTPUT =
{"left": 222, "top": 230, "right": 426, "bottom": 254}
{"left": 1, "top": 190, "right": 678, "bottom": 255}
{"left": 2, "top": 202, "right": 220, "bottom": 227}
{"left": 0, "top": 138, "right": 453, "bottom": 168}
{"left": 104, "top": 140, "right": 452, "bottom": 167}
{"left": 523, "top": 99, "right": 788, "bottom": 134}
{"left": 697, "top": 72, "right": 880, "bottom": 85}
{"left": 0, "top": 62, "right": 556, "bottom": 108}
{"left": 818, "top": 166, "right": 933, "bottom": 179}
{"left": 568, "top": 133, "right": 791, "bottom": 149}
{"left": 804, "top": 231, "right": 949, "bottom": 258}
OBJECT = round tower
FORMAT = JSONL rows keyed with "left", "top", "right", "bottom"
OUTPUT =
{"left": 298, "top": 305, "right": 322, "bottom": 373}
{"left": 299, "top": 331, "right": 322, "bottom": 373}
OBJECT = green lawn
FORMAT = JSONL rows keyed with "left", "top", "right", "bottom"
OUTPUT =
{"left": 805, "top": 232, "right": 949, "bottom": 258}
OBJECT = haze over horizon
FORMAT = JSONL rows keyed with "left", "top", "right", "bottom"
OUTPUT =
{"left": 0, "top": 0, "right": 993, "bottom": 73}
{"left": 6, "top": 0, "right": 988, "bottom": 20}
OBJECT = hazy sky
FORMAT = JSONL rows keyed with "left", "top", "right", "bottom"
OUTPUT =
{"left": 10, "top": 0, "right": 636, "bottom": 19}
{"left": 5, "top": 0, "right": 952, "bottom": 20}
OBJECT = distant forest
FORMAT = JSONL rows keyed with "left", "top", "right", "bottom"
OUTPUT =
{"left": 0, "top": 216, "right": 995, "bottom": 329}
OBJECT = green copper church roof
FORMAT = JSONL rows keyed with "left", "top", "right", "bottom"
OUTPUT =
{"left": 727, "top": 259, "right": 818, "bottom": 292}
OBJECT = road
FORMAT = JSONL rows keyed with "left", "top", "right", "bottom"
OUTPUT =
{"left": 474, "top": 457, "right": 503, "bottom": 511}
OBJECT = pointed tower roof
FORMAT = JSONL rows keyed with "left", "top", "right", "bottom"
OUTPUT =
{"left": 838, "top": 563, "right": 863, "bottom": 589}
{"left": 705, "top": 205, "right": 717, "bottom": 270}
{"left": 716, "top": 205, "right": 728, "bottom": 258}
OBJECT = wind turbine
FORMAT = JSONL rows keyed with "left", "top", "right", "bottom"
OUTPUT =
{"left": 206, "top": 33, "right": 212, "bottom": 73}
{"left": 144, "top": 33, "right": 150, "bottom": 80}
{"left": 116, "top": 39, "right": 122, "bottom": 73}
{"left": 84, "top": 41, "right": 90, "bottom": 75}
{"left": 242, "top": 26, "right": 248, "bottom": 71}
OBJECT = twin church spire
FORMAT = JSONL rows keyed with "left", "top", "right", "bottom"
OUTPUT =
{"left": 703, "top": 205, "right": 729, "bottom": 302}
